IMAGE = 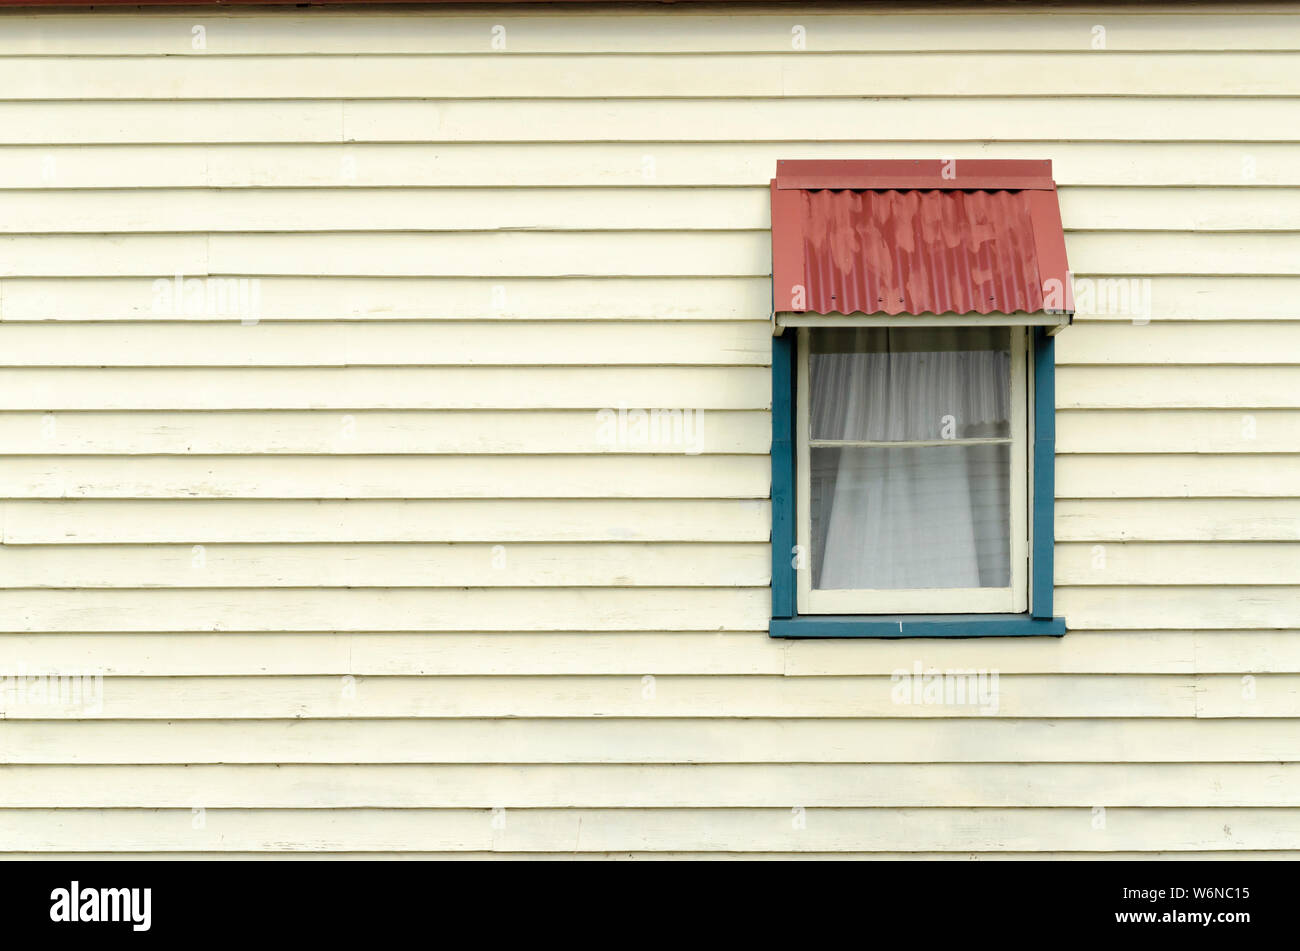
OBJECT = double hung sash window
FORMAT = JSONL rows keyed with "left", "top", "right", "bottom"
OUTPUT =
{"left": 798, "top": 325, "right": 1028, "bottom": 614}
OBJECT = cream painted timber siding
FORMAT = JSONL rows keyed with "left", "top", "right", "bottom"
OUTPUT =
{"left": 0, "top": 3, "right": 1298, "bottom": 858}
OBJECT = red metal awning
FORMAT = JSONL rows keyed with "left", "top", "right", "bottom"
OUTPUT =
{"left": 771, "top": 159, "right": 1072, "bottom": 320}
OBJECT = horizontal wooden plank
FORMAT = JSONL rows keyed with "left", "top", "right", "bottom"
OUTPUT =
{"left": 754, "top": 53, "right": 1300, "bottom": 99}
{"left": 1056, "top": 499, "right": 1300, "bottom": 541}
{"left": 1201, "top": 677, "right": 1300, "bottom": 718}
{"left": 5, "top": 718, "right": 1300, "bottom": 764}
{"left": 5, "top": 673, "right": 1298, "bottom": 720}
{"left": 1058, "top": 410, "right": 1300, "bottom": 453}
{"left": 0, "top": 321, "right": 771, "bottom": 367}
{"left": 1059, "top": 188, "right": 1300, "bottom": 233}
{"left": 0, "top": 232, "right": 770, "bottom": 278}
{"left": 1058, "top": 323, "right": 1300, "bottom": 365}
{"left": 341, "top": 97, "right": 1300, "bottom": 145}
{"left": 0, "top": 499, "right": 769, "bottom": 544}
{"left": 0, "top": 367, "right": 771, "bottom": 410}
{"left": 0, "top": 99, "right": 1292, "bottom": 145}
{"left": 6, "top": 629, "right": 1300, "bottom": 678}
{"left": 1069, "top": 233, "right": 1300, "bottom": 275}
{"left": 0, "top": 673, "right": 1190, "bottom": 720}
{"left": 786, "top": 630, "right": 1300, "bottom": 677}
{"left": 4, "top": 275, "right": 1295, "bottom": 322}
{"left": 0, "top": 187, "right": 767, "bottom": 234}
{"left": 1058, "top": 367, "right": 1300, "bottom": 408}
{"left": 1057, "top": 585, "right": 1300, "bottom": 630}
{"left": 0, "top": 276, "right": 772, "bottom": 321}
{"left": 1057, "top": 453, "right": 1300, "bottom": 499}
{"left": 0, "top": 410, "right": 769, "bottom": 455}
{"left": 1056, "top": 541, "right": 1300, "bottom": 585}
{"left": 3, "top": 806, "right": 1298, "bottom": 852}
{"left": 5, "top": 143, "right": 1300, "bottom": 188}
{"left": 1069, "top": 277, "right": 1300, "bottom": 320}
{"left": 1, "top": 763, "right": 1295, "bottom": 808}
{"left": 0, "top": 632, "right": 787, "bottom": 677}
{"left": 3, "top": 13, "right": 1298, "bottom": 55}
{"left": 6, "top": 53, "right": 1299, "bottom": 100}
{"left": 4, "top": 187, "right": 1297, "bottom": 235}
{"left": 0, "top": 100, "right": 342, "bottom": 144}
{"left": 0, "top": 587, "right": 768, "bottom": 632}
{"left": 0, "top": 542, "right": 770, "bottom": 588}
{"left": 0, "top": 455, "right": 769, "bottom": 500}
{"left": 1057, "top": 454, "right": 1300, "bottom": 499}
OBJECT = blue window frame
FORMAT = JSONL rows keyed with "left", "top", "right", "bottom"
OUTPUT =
{"left": 769, "top": 326, "right": 1066, "bottom": 639}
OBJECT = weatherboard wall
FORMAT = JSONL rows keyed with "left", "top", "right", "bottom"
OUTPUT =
{"left": 0, "top": 3, "right": 1297, "bottom": 857}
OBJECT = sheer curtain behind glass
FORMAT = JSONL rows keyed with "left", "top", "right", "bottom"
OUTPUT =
{"left": 809, "top": 326, "right": 1012, "bottom": 590}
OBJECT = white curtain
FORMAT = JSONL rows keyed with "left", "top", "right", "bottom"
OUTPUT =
{"left": 809, "top": 327, "right": 1011, "bottom": 591}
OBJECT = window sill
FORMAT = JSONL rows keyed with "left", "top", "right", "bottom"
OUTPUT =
{"left": 769, "top": 613, "right": 1066, "bottom": 639}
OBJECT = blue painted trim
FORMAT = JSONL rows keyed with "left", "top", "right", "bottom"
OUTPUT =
{"left": 1031, "top": 327, "right": 1056, "bottom": 619}
{"left": 770, "top": 332, "right": 797, "bottom": 618}
{"left": 771, "top": 614, "right": 1066, "bottom": 639}
{"left": 767, "top": 326, "right": 1063, "bottom": 638}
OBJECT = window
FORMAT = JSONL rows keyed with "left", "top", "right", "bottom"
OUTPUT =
{"left": 798, "top": 325, "right": 1028, "bottom": 615}
{"left": 767, "top": 158, "right": 1069, "bottom": 638}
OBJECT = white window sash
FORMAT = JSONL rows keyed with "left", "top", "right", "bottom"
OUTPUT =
{"left": 795, "top": 325, "right": 1029, "bottom": 615}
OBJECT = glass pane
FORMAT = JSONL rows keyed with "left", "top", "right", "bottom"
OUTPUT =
{"left": 810, "top": 444, "right": 1011, "bottom": 590}
{"left": 809, "top": 326, "right": 1010, "bottom": 442}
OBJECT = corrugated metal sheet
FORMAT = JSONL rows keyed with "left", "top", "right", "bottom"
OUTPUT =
{"left": 798, "top": 188, "right": 1044, "bottom": 316}
{"left": 770, "top": 159, "right": 1072, "bottom": 318}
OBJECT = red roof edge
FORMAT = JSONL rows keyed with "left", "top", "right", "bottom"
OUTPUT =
{"left": 775, "top": 159, "right": 1055, "bottom": 191}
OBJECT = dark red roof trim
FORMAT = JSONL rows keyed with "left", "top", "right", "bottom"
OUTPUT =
{"left": 771, "top": 159, "right": 1073, "bottom": 318}
{"left": 775, "top": 159, "right": 1057, "bottom": 192}
{"left": 0, "top": 1, "right": 777, "bottom": 5}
